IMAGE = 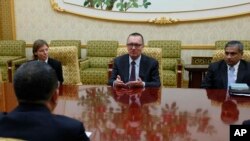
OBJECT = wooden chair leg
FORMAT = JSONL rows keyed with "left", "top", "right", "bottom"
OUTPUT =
{"left": 7, "top": 61, "right": 12, "bottom": 83}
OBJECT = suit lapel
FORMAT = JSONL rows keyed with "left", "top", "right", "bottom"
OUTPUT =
{"left": 47, "top": 58, "right": 51, "bottom": 65}
{"left": 123, "top": 55, "right": 130, "bottom": 82}
{"left": 139, "top": 55, "right": 145, "bottom": 79}
{"left": 221, "top": 61, "right": 228, "bottom": 88}
{"left": 236, "top": 60, "right": 245, "bottom": 83}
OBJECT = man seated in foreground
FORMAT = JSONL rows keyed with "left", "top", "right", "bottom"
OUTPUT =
{"left": 0, "top": 61, "right": 89, "bottom": 141}
{"left": 108, "top": 32, "right": 161, "bottom": 88}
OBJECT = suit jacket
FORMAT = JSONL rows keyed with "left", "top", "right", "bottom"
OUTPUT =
{"left": 243, "top": 120, "right": 250, "bottom": 125}
{"left": 48, "top": 58, "right": 64, "bottom": 84}
{"left": 201, "top": 60, "right": 250, "bottom": 89}
{"left": 108, "top": 54, "right": 161, "bottom": 87}
{"left": 0, "top": 103, "right": 89, "bottom": 141}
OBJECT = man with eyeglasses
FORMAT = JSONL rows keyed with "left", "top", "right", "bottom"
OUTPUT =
{"left": 201, "top": 40, "right": 250, "bottom": 89}
{"left": 108, "top": 32, "right": 161, "bottom": 88}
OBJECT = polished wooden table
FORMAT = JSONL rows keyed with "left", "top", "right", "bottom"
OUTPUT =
{"left": 1, "top": 83, "right": 250, "bottom": 141}
{"left": 184, "top": 64, "right": 209, "bottom": 88}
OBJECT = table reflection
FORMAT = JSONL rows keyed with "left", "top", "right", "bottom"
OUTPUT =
{"left": 206, "top": 89, "right": 250, "bottom": 125}
{"left": 221, "top": 99, "right": 239, "bottom": 124}
{"left": 52, "top": 86, "right": 250, "bottom": 141}
{"left": 2, "top": 83, "right": 250, "bottom": 141}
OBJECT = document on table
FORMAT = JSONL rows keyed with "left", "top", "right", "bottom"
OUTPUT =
{"left": 229, "top": 83, "right": 250, "bottom": 96}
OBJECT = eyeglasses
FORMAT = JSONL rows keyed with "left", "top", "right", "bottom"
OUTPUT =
{"left": 127, "top": 43, "right": 142, "bottom": 48}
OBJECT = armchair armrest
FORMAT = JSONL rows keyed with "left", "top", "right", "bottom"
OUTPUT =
{"left": 7, "top": 57, "right": 27, "bottom": 82}
{"left": 108, "top": 59, "right": 114, "bottom": 79}
{"left": 78, "top": 58, "right": 88, "bottom": 63}
{"left": 79, "top": 59, "right": 90, "bottom": 70}
{"left": 176, "top": 59, "right": 183, "bottom": 88}
{"left": 12, "top": 58, "right": 28, "bottom": 69}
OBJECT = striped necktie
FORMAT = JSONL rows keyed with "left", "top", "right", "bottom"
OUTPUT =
{"left": 129, "top": 61, "right": 136, "bottom": 81}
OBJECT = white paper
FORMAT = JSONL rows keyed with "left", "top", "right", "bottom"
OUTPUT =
{"left": 230, "top": 83, "right": 249, "bottom": 90}
{"left": 85, "top": 131, "right": 92, "bottom": 137}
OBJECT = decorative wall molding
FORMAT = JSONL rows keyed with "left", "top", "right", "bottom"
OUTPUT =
{"left": 50, "top": 0, "right": 250, "bottom": 24}
{"left": 0, "top": 0, "right": 15, "bottom": 39}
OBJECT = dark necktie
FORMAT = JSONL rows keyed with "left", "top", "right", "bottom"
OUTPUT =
{"left": 129, "top": 61, "right": 136, "bottom": 81}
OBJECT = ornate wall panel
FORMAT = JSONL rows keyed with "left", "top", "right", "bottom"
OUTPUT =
{"left": 14, "top": 0, "right": 250, "bottom": 45}
{"left": 0, "top": 0, "right": 15, "bottom": 40}
{"left": 51, "top": 0, "right": 250, "bottom": 24}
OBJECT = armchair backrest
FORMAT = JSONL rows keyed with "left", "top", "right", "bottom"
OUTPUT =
{"left": 0, "top": 40, "right": 26, "bottom": 56}
{"left": 49, "top": 46, "right": 81, "bottom": 85}
{"left": 215, "top": 40, "right": 250, "bottom": 50}
{"left": 50, "top": 40, "right": 81, "bottom": 58}
{"left": 148, "top": 40, "right": 181, "bottom": 71}
{"left": 87, "top": 40, "right": 118, "bottom": 68}
{"left": 212, "top": 50, "right": 250, "bottom": 62}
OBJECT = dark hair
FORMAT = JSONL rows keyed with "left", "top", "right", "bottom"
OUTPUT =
{"left": 127, "top": 32, "right": 144, "bottom": 45}
{"left": 225, "top": 40, "right": 244, "bottom": 54}
{"left": 32, "top": 39, "right": 49, "bottom": 60}
{"left": 14, "top": 61, "right": 58, "bottom": 103}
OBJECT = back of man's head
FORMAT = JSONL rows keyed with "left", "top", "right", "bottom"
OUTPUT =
{"left": 14, "top": 61, "right": 58, "bottom": 103}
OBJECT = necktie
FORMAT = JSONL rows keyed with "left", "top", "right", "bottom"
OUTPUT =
{"left": 228, "top": 66, "right": 235, "bottom": 88}
{"left": 129, "top": 61, "right": 136, "bottom": 81}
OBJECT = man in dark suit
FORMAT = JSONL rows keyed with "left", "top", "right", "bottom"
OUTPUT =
{"left": 201, "top": 40, "right": 250, "bottom": 89}
{"left": 108, "top": 32, "right": 161, "bottom": 87}
{"left": 32, "top": 39, "right": 64, "bottom": 84}
{"left": 243, "top": 119, "right": 250, "bottom": 125}
{"left": 0, "top": 61, "right": 89, "bottom": 141}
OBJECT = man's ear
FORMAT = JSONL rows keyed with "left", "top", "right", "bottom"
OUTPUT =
{"left": 51, "top": 88, "right": 59, "bottom": 105}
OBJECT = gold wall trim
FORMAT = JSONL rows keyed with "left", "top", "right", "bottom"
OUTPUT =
{"left": 50, "top": 0, "right": 64, "bottom": 12}
{"left": 148, "top": 17, "right": 180, "bottom": 24}
{"left": 50, "top": 0, "right": 250, "bottom": 24}
{"left": 26, "top": 44, "right": 33, "bottom": 48}
{"left": 182, "top": 45, "right": 215, "bottom": 50}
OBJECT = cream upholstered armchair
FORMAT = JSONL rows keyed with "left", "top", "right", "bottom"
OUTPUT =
{"left": 115, "top": 47, "right": 163, "bottom": 85}
{"left": 50, "top": 40, "right": 82, "bottom": 58}
{"left": 49, "top": 46, "right": 81, "bottom": 85}
{"left": 148, "top": 40, "right": 183, "bottom": 87}
{"left": 0, "top": 40, "right": 27, "bottom": 82}
{"left": 80, "top": 40, "right": 119, "bottom": 84}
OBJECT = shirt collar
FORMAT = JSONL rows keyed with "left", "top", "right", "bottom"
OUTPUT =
{"left": 38, "top": 58, "right": 48, "bottom": 63}
{"left": 129, "top": 55, "right": 141, "bottom": 65}
{"left": 227, "top": 60, "right": 240, "bottom": 70}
